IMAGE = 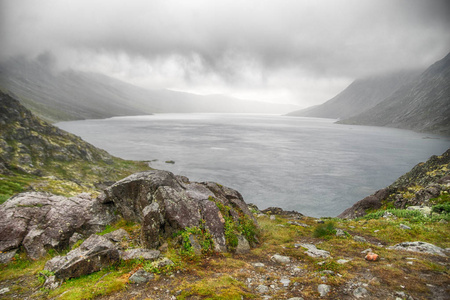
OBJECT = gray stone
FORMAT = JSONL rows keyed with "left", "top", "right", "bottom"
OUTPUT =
{"left": 253, "top": 262, "right": 265, "bottom": 267}
{"left": 129, "top": 269, "right": 154, "bottom": 284}
{"left": 102, "top": 170, "right": 256, "bottom": 253}
{"left": 388, "top": 241, "right": 447, "bottom": 257}
{"left": 335, "top": 229, "right": 346, "bottom": 237}
{"left": 272, "top": 254, "right": 291, "bottom": 264}
{"left": 320, "top": 270, "right": 335, "bottom": 275}
{"left": 0, "top": 192, "right": 116, "bottom": 260}
{"left": 43, "top": 275, "right": 60, "bottom": 290}
{"left": 399, "top": 224, "right": 411, "bottom": 230}
{"left": 298, "top": 243, "right": 331, "bottom": 258}
{"left": 353, "top": 235, "right": 367, "bottom": 243}
{"left": 336, "top": 259, "right": 350, "bottom": 264}
{"left": 152, "top": 257, "right": 174, "bottom": 268}
{"left": 280, "top": 277, "right": 290, "bottom": 287}
{"left": 120, "top": 248, "right": 160, "bottom": 261}
{"left": 353, "top": 286, "right": 368, "bottom": 298}
{"left": 288, "top": 298, "right": 304, "bottom": 300}
{"left": 235, "top": 235, "right": 251, "bottom": 254}
{"left": 0, "top": 287, "right": 10, "bottom": 295}
{"left": 361, "top": 248, "right": 372, "bottom": 254}
{"left": 0, "top": 249, "right": 17, "bottom": 264}
{"left": 69, "top": 232, "right": 83, "bottom": 248}
{"left": 269, "top": 215, "right": 276, "bottom": 220}
{"left": 318, "top": 284, "right": 330, "bottom": 297}
{"left": 44, "top": 234, "right": 120, "bottom": 280}
{"left": 407, "top": 206, "right": 432, "bottom": 216}
{"left": 256, "top": 284, "right": 269, "bottom": 293}
{"left": 104, "top": 228, "right": 130, "bottom": 243}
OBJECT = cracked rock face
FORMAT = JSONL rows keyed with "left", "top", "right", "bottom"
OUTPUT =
{"left": 100, "top": 170, "right": 257, "bottom": 252}
{"left": 0, "top": 192, "right": 116, "bottom": 260}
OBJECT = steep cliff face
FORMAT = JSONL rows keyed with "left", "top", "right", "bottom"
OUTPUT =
{"left": 286, "top": 70, "right": 421, "bottom": 119}
{"left": 0, "top": 91, "right": 149, "bottom": 200}
{"left": 339, "top": 52, "right": 450, "bottom": 135}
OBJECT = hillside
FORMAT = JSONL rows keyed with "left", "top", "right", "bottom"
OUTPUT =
{"left": 286, "top": 70, "right": 420, "bottom": 119}
{"left": 0, "top": 56, "right": 299, "bottom": 122}
{"left": 0, "top": 91, "right": 150, "bottom": 201}
{"left": 339, "top": 52, "right": 450, "bottom": 135}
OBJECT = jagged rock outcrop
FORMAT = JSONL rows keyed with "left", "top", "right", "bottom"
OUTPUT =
{"left": 100, "top": 170, "right": 258, "bottom": 253}
{"left": 44, "top": 235, "right": 121, "bottom": 280}
{"left": 339, "top": 149, "right": 450, "bottom": 218}
{"left": 0, "top": 192, "right": 116, "bottom": 261}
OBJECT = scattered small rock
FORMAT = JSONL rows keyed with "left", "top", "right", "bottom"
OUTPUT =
{"left": 288, "top": 297, "right": 304, "bottom": 300}
{"left": 399, "top": 224, "right": 411, "bottom": 230}
{"left": 320, "top": 270, "right": 335, "bottom": 275}
{"left": 335, "top": 229, "right": 346, "bottom": 237}
{"left": 297, "top": 243, "right": 331, "bottom": 258}
{"left": 270, "top": 215, "right": 276, "bottom": 220}
{"left": 253, "top": 262, "right": 265, "bottom": 268}
{"left": 336, "top": 259, "right": 350, "bottom": 264}
{"left": 353, "top": 286, "right": 368, "bottom": 298}
{"left": 272, "top": 254, "right": 291, "bottom": 264}
{"left": 388, "top": 241, "right": 447, "bottom": 257}
{"left": 318, "top": 284, "right": 330, "bottom": 297}
{"left": 361, "top": 248, "right": 372, "bottom": 254}
{"left": 0, "top": 287, "right": 10, "bottom": 295}
{"left": 120, "top": 248, "right": 160, "bottom": 261}
{"left": 129, "top": 269, "right": 154, "bottom": 284}
{"left": 256, "top": 284, "right": 269, "bottom": 293}
{"left": 353, "top": 235, "right": 367, "bottom": 243}
{"left": 280, "top": 277, "right": 291, "bottom": 287}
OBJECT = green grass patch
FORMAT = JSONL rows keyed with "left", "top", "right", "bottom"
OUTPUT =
{"left": 177, "top": 275, "right": 256, "bottom": 300}
{"left": 313, "top": 221, "right": 336, "bottom": 238}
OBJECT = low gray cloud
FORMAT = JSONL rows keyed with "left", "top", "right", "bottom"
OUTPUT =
{"left": 1, "top": 0, "right": 449, "bottom": 106}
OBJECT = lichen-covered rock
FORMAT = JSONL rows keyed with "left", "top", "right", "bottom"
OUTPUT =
{"left": 100, "top": 170, "right": 258, "bottom": 253}
{"left": 387, "top": 241, "right": 447, "bottom": 257}
{"left": 0, "top": 192, "right": 116, "bottom": 260}
{"left": 120, "top": 248, "right": 160, "bottom": 261}
{"left": 44, "top": 234, "right": 120, "bottom": 280}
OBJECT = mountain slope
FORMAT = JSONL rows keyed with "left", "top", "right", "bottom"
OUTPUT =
{"left": 286, "top": 70, "right": 421, "bottom": 119}
{"left": 0, "top": 91, "right": 149, "bottom": 200}
{"left": 0, "top": 56, "right": 299, "bottom": 122}
{"left": 339, "top": 52, "right": 450, "bottom": 135}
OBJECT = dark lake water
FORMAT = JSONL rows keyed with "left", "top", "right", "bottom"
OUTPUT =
{"left": 56, "top": 114, "right": 450, "bottom": 217}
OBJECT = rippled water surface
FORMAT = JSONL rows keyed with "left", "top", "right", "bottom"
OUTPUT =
{"left": 57, "top": 114, "right": 450, "bottom": 217}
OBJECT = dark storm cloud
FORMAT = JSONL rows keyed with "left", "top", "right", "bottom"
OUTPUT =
{"left": 1, "top": 0, "right": 449, "bottom": 105}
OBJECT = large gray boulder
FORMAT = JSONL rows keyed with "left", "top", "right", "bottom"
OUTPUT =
{"left": 44, "top": 234, "right": 120, "bottom": 280}
{"left": 0, "top": 192, "right": 116, "bottom": 260}
{"left": 100, "top": 170, "right": 257, "bottom": 253}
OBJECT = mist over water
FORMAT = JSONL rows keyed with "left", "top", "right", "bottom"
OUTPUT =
{"left": 57, "top": 114, "right": 450, "bottom": 217}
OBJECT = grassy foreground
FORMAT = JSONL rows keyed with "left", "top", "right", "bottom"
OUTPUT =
{"left": 0, "top": 203, "right": 448, "bottom": 300}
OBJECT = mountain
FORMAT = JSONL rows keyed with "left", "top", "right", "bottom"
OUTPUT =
{"left": 0, "top": 56, "right": 299, "bottom": 122}
{"left": 0, "top": 91, "right": 149, "bottom": 200}
{"left": 286, "top": 70, "right": 421, "bottom": 119}
{"left": 338, "top": 52, "right": 450, "bottom": 135}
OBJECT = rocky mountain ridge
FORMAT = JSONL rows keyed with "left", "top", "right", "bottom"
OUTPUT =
{"left": 286, "top": 70, "right": 421, "bottom": 120}
{"left": 339, "top": 52, "right": 450, "bottom": 135}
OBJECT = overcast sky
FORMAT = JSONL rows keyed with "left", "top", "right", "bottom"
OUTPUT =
{"left": 1, "top": 0, "right": 449, "bottom": 107}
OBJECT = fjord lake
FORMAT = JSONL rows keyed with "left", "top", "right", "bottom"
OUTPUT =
{"left": 57, "top": 114, "right": 450, "bottom": 217}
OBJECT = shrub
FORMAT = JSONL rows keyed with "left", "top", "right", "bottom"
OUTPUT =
{"left": 313, "top": 221, "right": 336, "bottom": 238}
